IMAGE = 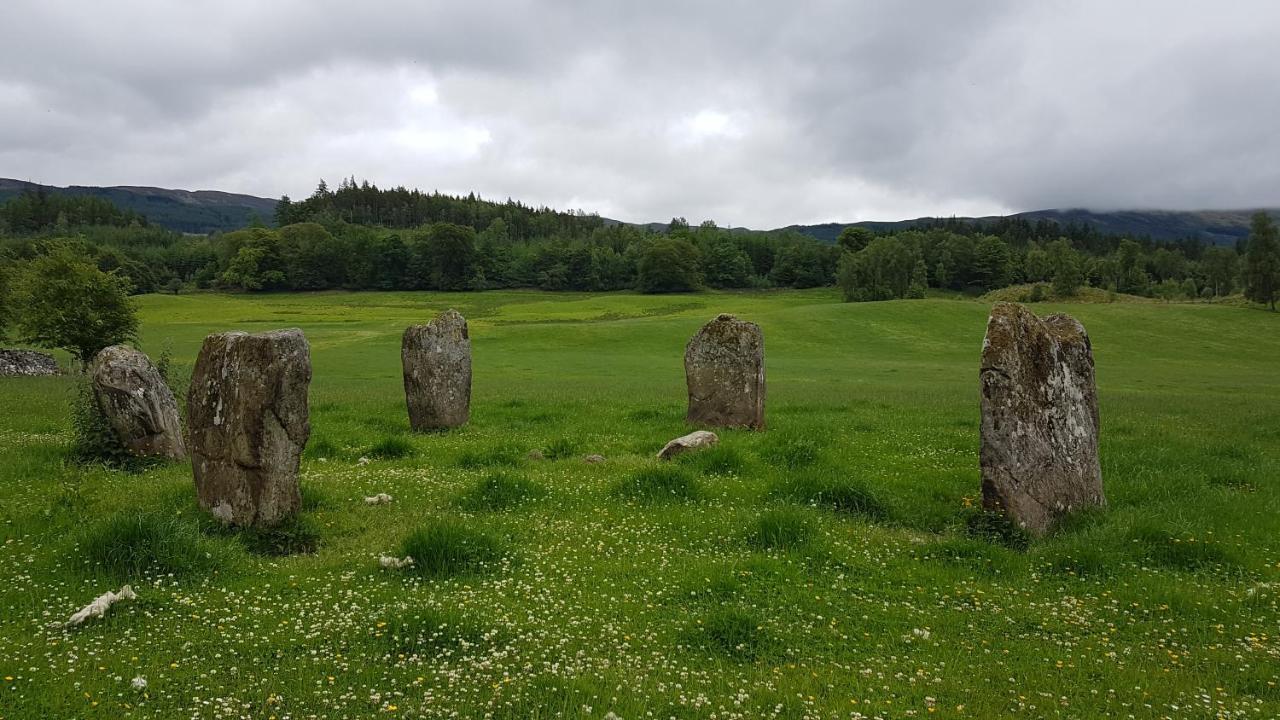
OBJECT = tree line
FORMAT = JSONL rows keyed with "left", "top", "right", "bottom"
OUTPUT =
{"left": 1, "top": 179, "right": 1278, "bottom": 311}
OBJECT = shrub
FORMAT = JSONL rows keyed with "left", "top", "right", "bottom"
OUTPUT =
{"left": 615, "top": 465, "right": 700, "bottom": 502}
{"left": 400, "top": 520, "right": 503, "bottom": 577}
{"left": 366, "top": 435, "right": 415, "bottom": 460}
{"left": 69, "top": 377, "right": 132, "bottom": 467}
{"left": 746, "top": 509, "right": 813, "bottom": 550}
{"left": 542, "top": 437, "right": 578, "bottom": 460}
{"left": 696, "top": 608, "right": 772, "bottom": 660}
{"left": 82, "top": 511, "right": 228, "bottom": 581}
{"left": 455, "top": 471, "right": 545, "bottom": 511}
{"left": 771, "top": 473, "right": 890, "bottom": 521}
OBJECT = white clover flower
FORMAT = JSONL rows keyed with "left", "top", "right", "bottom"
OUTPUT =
{"left": 130, "top": 676, "right": 147, "bottom": 691}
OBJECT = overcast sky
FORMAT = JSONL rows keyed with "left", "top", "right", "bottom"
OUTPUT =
{"left": 2, "top": 1, "right": 1277, "bottom": 227}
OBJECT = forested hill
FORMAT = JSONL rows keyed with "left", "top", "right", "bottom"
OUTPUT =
{"left": 785, "top": 208, "right": 1280, "bottom": 246}
{"left": 0, "top": 179, "right": 276, "bottom": 234}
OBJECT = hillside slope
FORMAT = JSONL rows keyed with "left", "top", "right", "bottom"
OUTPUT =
{"left": 0, "top": 179, "right": 277, "bottom": 234}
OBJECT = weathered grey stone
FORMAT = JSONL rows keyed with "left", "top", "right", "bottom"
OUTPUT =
{"left": 0, "top": 349, "right": 59, "bottom": 376}
{"left": 684, "top": 314, "right": 765, "bottom": 429}
{"left": 402, "top": 309, "right": 471, "bottom": 430}
{"left": 657, "top": 430, "right": 720, "bottom": 460}
{"left": 980, "top": 302, "right": 1104, "bottom": 535}
{"left": 188, "top": 329, "right": 311, "bottom": 527}
{"left": 89, "top": 345, "right": 185, "bottom": 459}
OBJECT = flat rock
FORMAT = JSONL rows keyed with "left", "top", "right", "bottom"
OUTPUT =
{"left": 188, "top": 329, "right": 311, "bottom": 527}
{"left": 980, "top": 302, "right": 1104, "bottom": 535}
{"left": 0, "top": 349, "right": 59, "bottom": 377}
{"left": 657, "top": 430, "right": 719, "bottom": 460}
{"left": 583, "top": 454, "right": 606, "bottom": 464}
{"left": 89, "top": 345, "right": 185, "bottom": 459}
{"left": 684, "top": 314, "right": 765, "bottom": 429}
{"left": 403, "top": 309, "right": 471, "bottom": 430}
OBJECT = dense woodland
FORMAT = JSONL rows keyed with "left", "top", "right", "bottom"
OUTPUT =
{"left": 1, "top": 180, "right": 1277, "bottom": 309}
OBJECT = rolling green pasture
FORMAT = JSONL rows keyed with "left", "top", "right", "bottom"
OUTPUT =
{"left": 1, "top": 289, "right": 1278, "bottom": 719}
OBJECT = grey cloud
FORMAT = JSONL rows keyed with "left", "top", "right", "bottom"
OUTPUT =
{"left": 1, "top": 0, "right": 1276, "bottom": 227}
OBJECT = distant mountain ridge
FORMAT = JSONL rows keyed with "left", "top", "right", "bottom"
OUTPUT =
{"left": 0, "top": 178, "right": 277, "bottom": 234}
{"left": 2, "top": 178, "right": 1274, "bottom": 243}
{"left": 782, "top": 207, "right": 1280, "bottom": 246}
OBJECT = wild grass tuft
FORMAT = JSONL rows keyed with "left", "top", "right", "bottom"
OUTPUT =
{"left": 677, "top": 444, "right": 745, "bottom": 475}
{"left": 746, "top": 509, "right": 813, "bottom": 551}
{"left": 1130, "top": 525, "right": 1242, "bottom": 574}
{"left": 456, "top": 443, "right": 524, "bottom": 469}
{"left": 374, "top": 607, "right": 489, "bottom": 654}
{"left": 400, "top": 520, "right": 503, "bottom": 577}
{"left": 771, "top": 472, "right": 890, "bottom": 521}
{"left": 961, "top": 508, "right": 1031, "bottom": 551}
{"left": 615, "top": 465, "right": 700, "bottom": 502}
{"left": 695, "top": 608, "right": 773, "bottom": 660}
{"left": 81, "top": 511, "right": 231, "bottom": 581}
{"left": 237, "top": 514, "right": 323, "bottom": 556}
{"left": 542, "top": 437, "right": 579, "bottom": 460}
{"left": 759, "top": 435, "right": 822, "bottom": 469}
{"left": 365, "top": 435, "right": 415, "bottom": 460}
{"left": 455, "top": 471, "right": 545, "bottom": 511}
{"left": 305, "top": 437, "right": 339, "bottom": 460}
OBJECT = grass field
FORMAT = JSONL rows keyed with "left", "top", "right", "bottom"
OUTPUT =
{"left": 1, "top": 289, "right": 1278, "bottom": 719}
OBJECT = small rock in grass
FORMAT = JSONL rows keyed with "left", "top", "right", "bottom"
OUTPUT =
{"left": 379, "top": 555, "right": 415, "bottom": 569}
{"left": 583, "top": 454, "right": 606, "bottom": 464}
{"left": 527, "top": 449, "right": 545, "bottom": 461}
{"left": 657, "top": 430, "right": 719, "bottom": 460}
{"left": 364, "top": 493, "right": 393, "bottom": 505}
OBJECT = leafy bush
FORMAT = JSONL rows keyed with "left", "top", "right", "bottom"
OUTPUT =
{"left": 615, "top": 465, "right": 700, "bottom": 502}
{"left": 82, "top": 511, "right": 229, "bottom": 581}
{"left": 746, "top": 509, "right": 813, "bottom": 550}
{"left": 455, "top": 471, "right": 545, "bottom": 511}
{"left": 400, "top": 520, "right": 503, "bottom": 577}
{"left": 69, "top": 377, "right": 133, "bottom": 467}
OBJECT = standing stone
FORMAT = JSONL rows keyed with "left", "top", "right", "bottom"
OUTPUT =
{"left": 402, "top": 309, "right": 471, "bottom": 430}
{"left": 979, "top": 302, "right": 1104, "bottom": 535}
{"left": 89, "top": 345, "right": 185, "bottom": 459}
{"left": 684, "top": 314, "right": 765, "bottom": 429}
{"left": 188, "top": 329, "right": 311, "bottom": 527}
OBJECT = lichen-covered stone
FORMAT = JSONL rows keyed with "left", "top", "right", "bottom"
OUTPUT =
{"left": 89, "top": 345, "right": 185, "bottom": 459}
{"left": 0, "top": 349, "right": 59, "bottom": 376}
{"left": 188, "top": 329, "right": 311, "bottom": 527}
{"left": 402, "top": 309, "right": 471, "bottom": 430}
{"left": 657, "top": 430, "right": 720, "bottom": 460}
{"left": 684, "top": 314, "right": 765, "bottom": 429}
{"left": 980, "top": 302, "right": 1104, "bottom": 535}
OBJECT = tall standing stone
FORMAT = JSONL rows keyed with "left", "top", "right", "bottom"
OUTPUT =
{"left": 979, "top": 302, "right": 1104, "bottom": 535}
{"left": 684, "top": 314, "right": 765, "bottom": 429}
{"left": 402, "top": 309, "right": 471, "bottom": 430}
{"left": 188, "top": 329, "right": 311, "bottom": 527}
{"left": 89, "top": 345, "right": 186, "bottom": 459}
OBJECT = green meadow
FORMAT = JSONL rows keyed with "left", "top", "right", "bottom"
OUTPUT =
{"left": 1, "top": 289, "right": 1278, "bottom": 719}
